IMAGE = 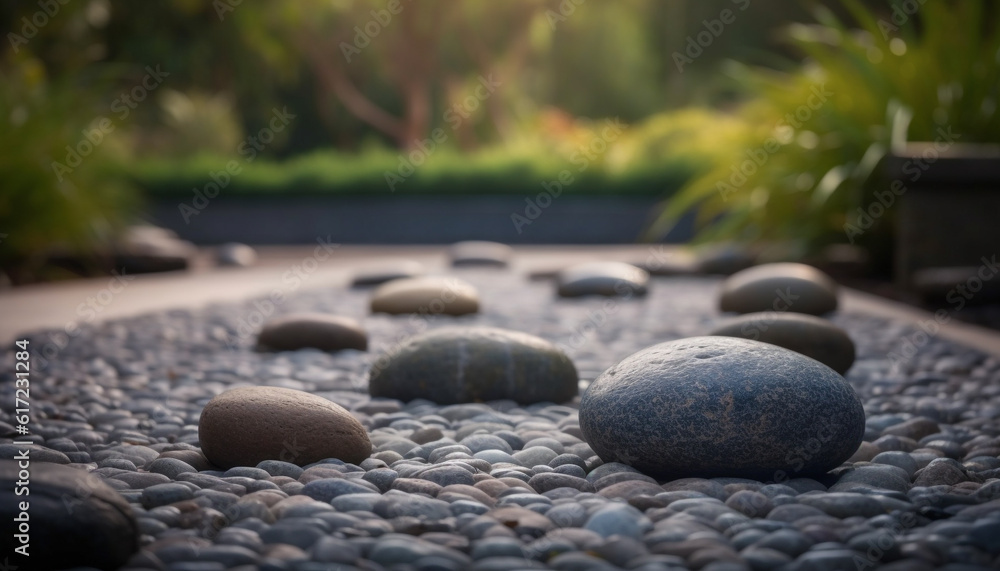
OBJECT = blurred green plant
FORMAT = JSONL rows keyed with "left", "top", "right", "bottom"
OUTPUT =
{"left": 0, "top": 59, "right": 137, "bottom": 283}
{"left": 146, "top": 89, "right": 244, "bottom": 158}
{"left": 646, "top": 0, "right": 1000, "bottom": 258}
{"left": 128, "top": 142, "right": 695, "bottom": 199}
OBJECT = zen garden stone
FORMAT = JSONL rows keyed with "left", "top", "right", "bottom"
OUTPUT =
{"left": 709, "top": 312, "right": 856, "bottom": 374}
{"left": 350, "top": 260, "right": 425, "bottom": 287}
{"left": 370, "top": 276, "right": 480, "bottom": 315}
{"left": 257, "top": 313, "right": 368, "bottom": 352}
{"left": 12, "top": 262, "right": 1000, "bottom": 570}
{"left": 216, "top": 242, "right": 257, "bottom": 267}
{"left": 0, "top": 460, "right": 139, "bottom": 570}
{"left": 449, "top": 240, "right": 513, "bottom": 267}
{"left": 578, "top": 336, "right": 865, "bottom": 480}
{"left": 368, "top": 326, "right": 579, "bottom": 404}
{"left": 719, "top": 262, "right": 839, "bottom": 315}
{"left": 557, "top": 261, "right": 649, "bottom": 298}
{"left": 198, "top": 386, "right": 372, "bottom": 468}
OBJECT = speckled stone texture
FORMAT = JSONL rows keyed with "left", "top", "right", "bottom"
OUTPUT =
{"left": 0, "top": 460, "right": 139, "bottom": 570}
{"left": 710, "top": 312, "right": 856, "bottom": 374}
{"left": 369, "top": 327, "right": 579, "bottom": 404}
{"left": 719, "top": 263, "right": 839, "bottom": 315}
{"left": 257, "top": 313, "right": 368, "bottom": 352}
{"left": 557, "top": 262, "right": 650, "bottom": 298}
{"left": 579, "top": 336, "right": 865, "bottom": 480}
{"left": 370, "top": 276, "right": 480, "bottom": 316}
{"left": 198, "top": 386, "right": 372, "bottom": 468}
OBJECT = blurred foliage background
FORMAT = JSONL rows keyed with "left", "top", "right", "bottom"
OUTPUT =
{"left": 1, "top": 0, "right": 998, "bottom": 281}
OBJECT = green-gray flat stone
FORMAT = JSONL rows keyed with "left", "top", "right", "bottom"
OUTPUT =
{"left": 369, "top": 327, "right": 578, "bottom": 404}
{"left": 709, "top": 312, "right": 855, "bottom": 374}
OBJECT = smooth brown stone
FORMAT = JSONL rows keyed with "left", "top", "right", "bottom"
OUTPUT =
{"left": 198, "top": 386, "right": 371, "bottom": 469}
{"left": 257, "top": 313, "right": 367, "bottom": 352}
{"left": 370, "top": 276, "right": 480, "bottom": 316}
{"left": 719, "top": 263, "right": 839, "bottom": 315}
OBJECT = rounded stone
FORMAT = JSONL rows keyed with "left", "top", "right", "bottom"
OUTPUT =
{"left": 216, "top": 242, "right": 257, "bottom": 267}
{"left": 370, "top": 276, "right": 480, "bottom": 316}
{"left": 0, "top": 460, "right": 139, "bottom": 570}
{"left": 556, "top": 262, "right": 649, "bottom": 298}
{"left": 709, "top": 312, "right": 855, "bottom": 374}
{"left": 198, "top": 386, "right": 372, "bottom": 469}
{"left": 351, "top": 260, "right": 425, "bottom": 287}
{"left": 719, "top": 263, "right": 839, "bottom": 315}
{"left": 369, "top": 327, "right": 578, "bottom": 404}
{"left": 449, "top": 241, "right": 512, "bottom": 267}
{"left": 579, "top": 336, "right": 865, "bottom": 480}
{"left": 257, "top": 313, "right": 367, "bottom": 352}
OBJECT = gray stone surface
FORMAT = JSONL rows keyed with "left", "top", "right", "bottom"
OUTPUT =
{"left": 719, "top": 263, "right": 839, "bottom": 315}
{"left": 557, "top": 261, "right": 649, "bottom": 298}
{"left": 579, "top": 336, "right": 865, "bottom": 480}
{"left": 198, "top": 386, "right": 372, "bottom": 468}
{"left": 7, "top": 266, "right": 1000, "bottom": 571}
{"left": 369, "top": 327, "right": 578, "bottom": 404}
{"left": 709, "top": 312, "right": 856, "bottom": 374}
{"left": 257, "top": 313, "right": 367, "bottom": 352}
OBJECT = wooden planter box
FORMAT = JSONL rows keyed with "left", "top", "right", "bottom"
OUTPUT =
{"left": 884, "top": 143, "right": 1000, "bottom": 291}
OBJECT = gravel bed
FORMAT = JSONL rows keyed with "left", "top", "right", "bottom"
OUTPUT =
{"left": 3, "top": 271, "right": 1000, "bottom": 571}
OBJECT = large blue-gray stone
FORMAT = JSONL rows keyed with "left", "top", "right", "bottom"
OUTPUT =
{"left": 369, "top": 327, "right": 578, "bottom": 404}
{"left": 709, "top": 312, "right": 855, "bottom": 374}
{"left": 579, "top": 336, "right": 864, "bottom": 480}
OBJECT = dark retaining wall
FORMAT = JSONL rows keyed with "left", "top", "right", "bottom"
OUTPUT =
{"left": 148, "top": 195, "right": 692, "bottom": 245}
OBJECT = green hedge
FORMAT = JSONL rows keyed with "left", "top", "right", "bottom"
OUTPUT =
{"left": 127, "top": 148, "right": 695, "bottom": 198}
